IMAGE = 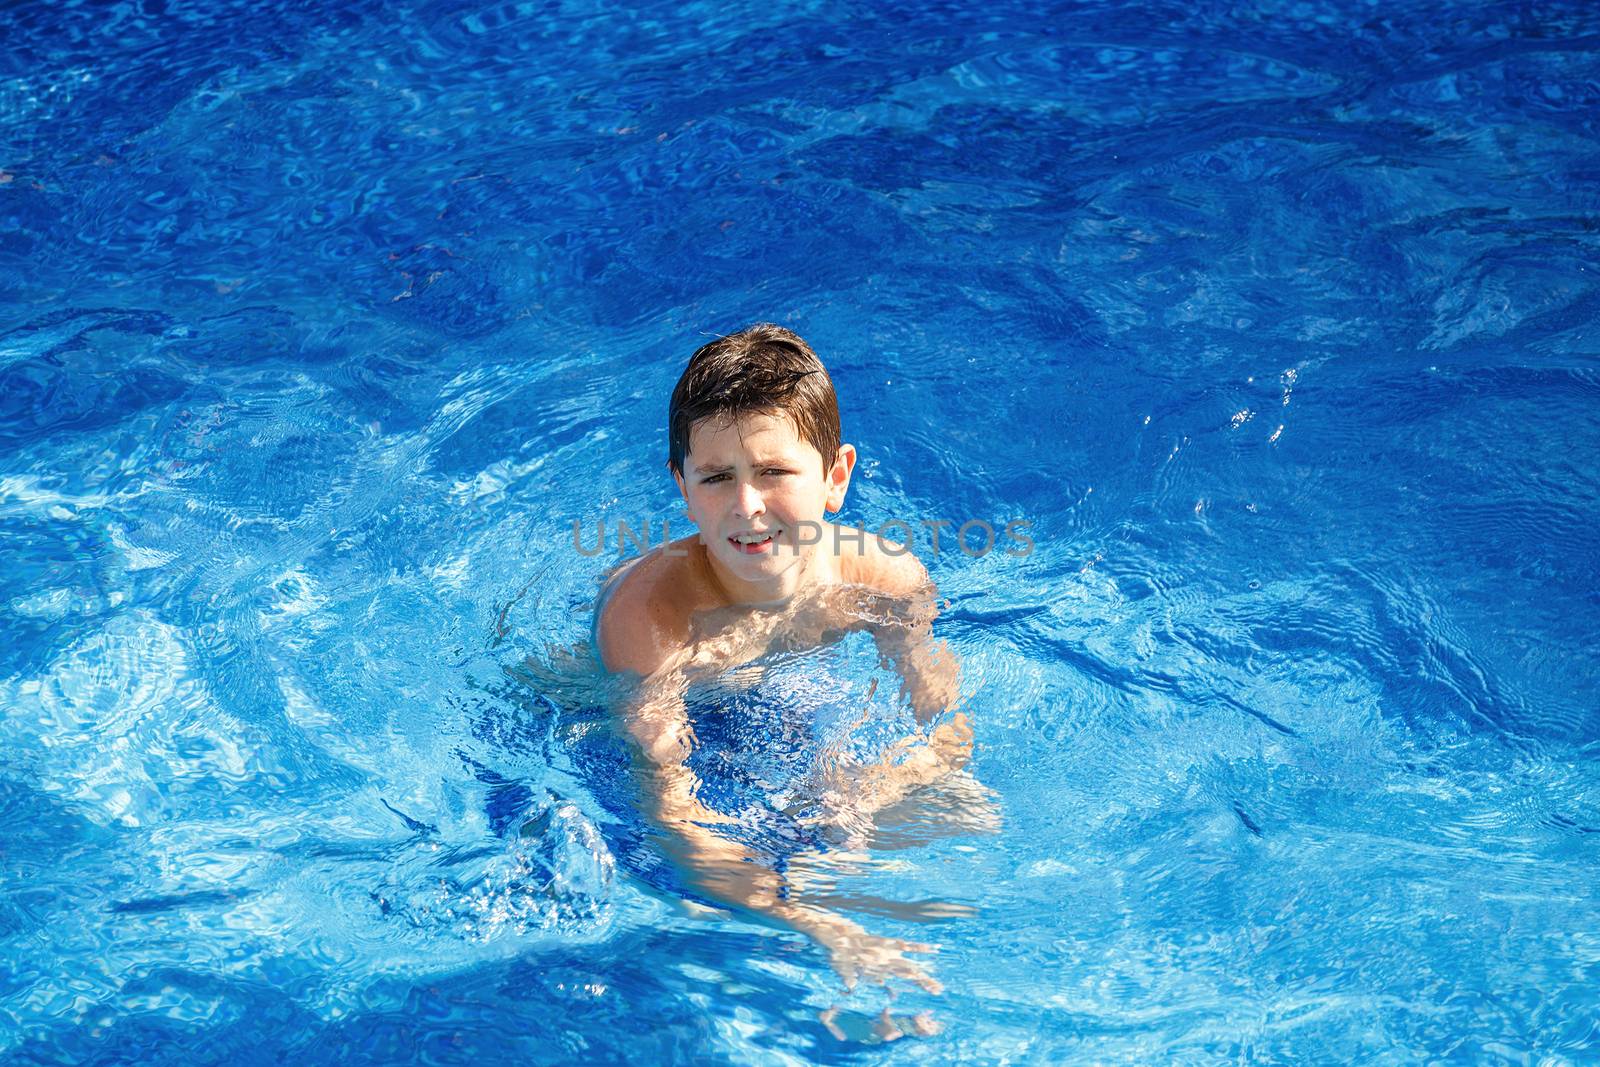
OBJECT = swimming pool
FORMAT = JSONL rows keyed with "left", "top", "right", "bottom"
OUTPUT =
{"left": 3, "top": 0, "right": 1598, "bottom": 1060}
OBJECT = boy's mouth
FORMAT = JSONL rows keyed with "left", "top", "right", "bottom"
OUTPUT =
{"left": 728, "top": 530, "right": 776, "bottom": 555}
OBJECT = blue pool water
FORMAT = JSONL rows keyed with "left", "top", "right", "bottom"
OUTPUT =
{"left": 4, "top": 0, "right": 1600, "bottom": 1060}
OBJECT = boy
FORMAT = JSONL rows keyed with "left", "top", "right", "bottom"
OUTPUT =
{"left": 596, "top": 324, "right": 976, "bottom": 996}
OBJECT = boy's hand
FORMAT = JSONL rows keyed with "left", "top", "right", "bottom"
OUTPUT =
{"left": 805, "top": 912, "right": 943, "bottom": 995}
{"left": 816, "top": 712, "right": 974, "bottom": 823}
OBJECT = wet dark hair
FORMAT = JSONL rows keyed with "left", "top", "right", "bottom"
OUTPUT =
{"left": 667, "top": 323, "right": 841, "bottom": 476}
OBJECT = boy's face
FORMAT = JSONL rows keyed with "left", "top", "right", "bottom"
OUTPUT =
{"left": 674, "top": 410, "right": 854, "bottom": 600}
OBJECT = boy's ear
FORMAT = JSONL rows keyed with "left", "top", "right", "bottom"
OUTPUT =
{"left": 672, "top": 463, "right": 695, "bottom": 522}
{"left": 824, "top": 444, "right": 857, "bottom": 513}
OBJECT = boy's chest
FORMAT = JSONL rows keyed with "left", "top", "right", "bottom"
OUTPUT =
{"left": 682, "top": 587, "right": 881, "bottom": 677}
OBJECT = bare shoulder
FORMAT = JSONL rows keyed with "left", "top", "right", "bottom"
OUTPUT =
{"left": 595, "top": 542, "right": 696, "bottom": 677}
{"left": 837, "top": 523, "right": 933, "bottom": 599}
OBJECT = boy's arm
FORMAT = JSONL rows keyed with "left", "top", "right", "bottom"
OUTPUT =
{"left": 849, "top": 548, "right": 975, "bottom": 808}
{"left": 861, "top": 547, "right": 962, "bottom": 722}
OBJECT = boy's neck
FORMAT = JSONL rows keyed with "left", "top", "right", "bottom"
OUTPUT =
{"left": 695, "top": 538, "right": 836, "bottom": 609}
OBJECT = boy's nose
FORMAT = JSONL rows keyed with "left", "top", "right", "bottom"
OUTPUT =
{"left": 733, "top": 481, "right": 765, "bottom": 519}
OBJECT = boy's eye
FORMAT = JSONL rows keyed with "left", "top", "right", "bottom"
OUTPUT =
{"left": 700, "top": 469, "right": 788, "bottom": 483}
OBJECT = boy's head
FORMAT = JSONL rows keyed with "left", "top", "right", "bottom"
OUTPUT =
{"left": 667, "top": 324, "right": 856, "bottom": 597}
{"left": 667, "top": 324, "right": 841, "bottom": 478}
